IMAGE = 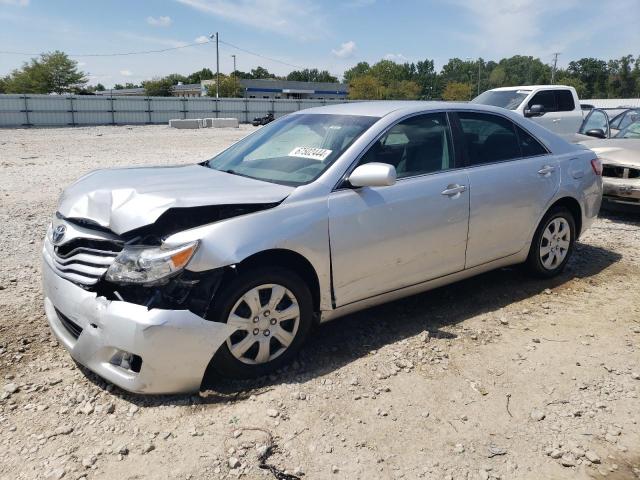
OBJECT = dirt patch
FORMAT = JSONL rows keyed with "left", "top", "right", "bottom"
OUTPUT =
{"left": 0, "top": 125, "right": 639, "bottom": 480}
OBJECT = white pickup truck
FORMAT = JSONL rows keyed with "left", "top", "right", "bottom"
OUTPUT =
{"left": 471, "top": 85, "right": 584, "bottom": 138}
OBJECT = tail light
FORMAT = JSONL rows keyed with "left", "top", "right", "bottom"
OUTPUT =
{"left": 591, "top": 158, "right": 602, "bottom": 176}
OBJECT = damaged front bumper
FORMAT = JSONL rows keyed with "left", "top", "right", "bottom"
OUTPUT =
{"left": 602, "top": 177, "right": 640, "bottom": 206}
{"left": 42, "top": 257, "right": 235, "bottom": 394}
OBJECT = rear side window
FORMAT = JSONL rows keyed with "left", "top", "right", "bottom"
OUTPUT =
{"left": 516, "top": 125, "right": 548, "bottom": 157}
{"left": 528, "top": 90, "right": 556, "bottom": 111}
{"left": 556, "top": 90, "right": 575, "bottom": 111}
{"left": 457, "top": 112, "right": 521, "bottom": 165}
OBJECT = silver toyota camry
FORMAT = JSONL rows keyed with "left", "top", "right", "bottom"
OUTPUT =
{"left": 42, "top": 102, "right": 603, "bottom": 394}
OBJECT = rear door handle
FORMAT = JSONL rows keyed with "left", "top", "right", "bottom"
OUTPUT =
{"left": 441, "top": 184, "right": 467, "bottom": 197}
{"left": 538, "top": 165, "right": 556, "bottom": 176}
{"left": 552, "top": 118, "right": 561, "bottom": 123}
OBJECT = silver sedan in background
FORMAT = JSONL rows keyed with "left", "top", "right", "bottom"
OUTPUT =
{"left": 42, "top": 102, "right": 602, "bottom": 393}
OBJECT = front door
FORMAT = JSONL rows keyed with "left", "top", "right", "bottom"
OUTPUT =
{"left": 328, "top": 112, "right": 470, "bottom": 307}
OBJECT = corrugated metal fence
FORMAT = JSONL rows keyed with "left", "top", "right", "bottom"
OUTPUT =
{"left": 587, "top": 98, "right": 640, "bottom": 109}
{"left": 0, "top": 94, "right": 353, "bottom": 127}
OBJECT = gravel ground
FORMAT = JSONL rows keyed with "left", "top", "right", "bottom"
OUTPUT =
{"left": 0, "top": 125, "right": 639, "bottom": 480}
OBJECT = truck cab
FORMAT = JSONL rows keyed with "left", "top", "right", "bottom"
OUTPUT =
{"left": 471, "top": 85, "right": 584, "bottom": 139}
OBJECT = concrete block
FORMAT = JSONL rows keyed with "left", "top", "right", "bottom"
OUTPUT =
{"left": 205, "top": 117, "right": 239, "bottom": 128}
{"left": 169, "top": 118, "right": 202, "bottom": 129}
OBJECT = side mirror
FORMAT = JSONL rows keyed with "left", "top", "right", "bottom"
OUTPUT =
{"left": 585, "top": 128, "right": 606, "bottom": 139}
{"left": 525, "top": 104, "right": 545, "bottom": 118}
{"left": 349, "top": 162, "right": 397, "bottom": 188}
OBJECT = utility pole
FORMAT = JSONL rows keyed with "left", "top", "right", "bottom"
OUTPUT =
{"left": 551, "top": 52, "right": 560, "bottom": 85}
{"left": 231, "top": 54, "right": 237, "bottom": 97}
{"left": 209, "top": 32, "right": 220, "bottom": 98}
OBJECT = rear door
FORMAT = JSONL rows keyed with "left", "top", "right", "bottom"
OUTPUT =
{"left": 451, "top": 111, "right": 560, "bottom": 268}
{"left": 328, "top": 112, "right": 470, "bottom": 307}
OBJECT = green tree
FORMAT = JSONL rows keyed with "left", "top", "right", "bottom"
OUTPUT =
{"left": 387, "top": 80, "right": 421, "bottom": 99}
{"left": 566, "top": 58, "right": 609, "bottom": 98}
{"left": 442, "top": 82, "right": 473, "bottom": 101}
{"left": 94, "top": 83, "right": 106, "bottom": 91}
{"left": 348, "top": 75, "right": 384, "bottom": 99}
{"left": 142, "top": 77, "right": 174, "bottom": 96}
{"left": 186, "top": 68, "right": 214, "bottom": 84}
{"left": 556, "top": 76, "right": 587, "bottom": 98}
{"left": 206, "top": 74, "right": 241, "bottom": 97}
{"left": 165, "top": 73, "right": 189, "bottom": 85}
{"left": 250, "top": 66, "right": 276, "bottom": 79}
{"left": 4, "top": 50, "right": 87, "bottom": 94}
{"left": 343, "top": 62, "right": 371, "bottom": 83}
{"left": 287, "top": 68, "right": 338, "bottom": 83}
{"left": 0, "top": 76, "right": 7, "bottom": 93}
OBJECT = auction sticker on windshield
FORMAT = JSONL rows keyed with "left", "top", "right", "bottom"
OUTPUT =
{"left": 289, "top": 147, "right": 332, "bottom": 161}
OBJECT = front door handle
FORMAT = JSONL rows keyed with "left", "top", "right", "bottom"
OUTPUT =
{"left": 538, "top": 165, "right": 556, "bottom": 176}
{"left": 441, "top": 184, "right": 467, "bottom": 197}
{"left": 552, "top": 118, "right": 561, "bottom": 123}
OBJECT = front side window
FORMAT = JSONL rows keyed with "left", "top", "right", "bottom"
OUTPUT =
{"left": 579, "top": 109, "right": 609, "bottom": 137}
{"left": 457, "top": 112, "right": 521, "bottom": 165}
{"left": 358, "top": 112, "right": 454, "bottom": 178}
{"left": 528, "top": 90, "right": 556, "bottom": 111}
{"left": 207, "top": 113, "right": 377, "bottom": 186}
{"left": 618, "top": 110, "right": 640, "bottom": 130}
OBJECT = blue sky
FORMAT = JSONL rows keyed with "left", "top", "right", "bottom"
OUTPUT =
{"left": 1, "top": 0, "right": 638, "bottom": 87}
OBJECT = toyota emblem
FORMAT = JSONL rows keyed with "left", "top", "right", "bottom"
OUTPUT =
{"left": 52, "top": 224, "right": 66, "bottom": 244}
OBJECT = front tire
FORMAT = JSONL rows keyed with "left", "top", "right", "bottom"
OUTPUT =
{"left": 525, "top": 206, "right": 576, "bottom": 278}
{"left": 209, "top": 267, "right": 313, "bottom": 379}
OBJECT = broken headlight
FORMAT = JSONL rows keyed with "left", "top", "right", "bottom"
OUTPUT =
{"left": 105, "top": 241, "right": 199, "bottom": 285}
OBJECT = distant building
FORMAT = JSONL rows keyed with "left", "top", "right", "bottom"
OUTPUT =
{"left": 240, "top": 79, "right": 348, "bottom": 100}
{"left": 96, "top": 78, "right": 349, "bottom": 100}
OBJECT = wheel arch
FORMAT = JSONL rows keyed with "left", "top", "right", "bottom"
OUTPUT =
{"left": 236, "top": 249, "right": 322, "bottom": 315}
{"left": 547, "top": 196, "right": 583, "bottom": 238}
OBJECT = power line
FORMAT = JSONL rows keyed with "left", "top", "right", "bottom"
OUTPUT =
{"left": 218, "top": 39, "right": 305, "bottom": 70}
{"left": 0, "top": 41, "right": 212, "bottom": 57}
{"left": 0, "top": 38, "right": 306, "bottom": 70}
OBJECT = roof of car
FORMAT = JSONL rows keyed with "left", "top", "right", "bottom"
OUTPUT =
{"left": 294, "top": 100, "right": 510, "bottom": 118}
{"left": 488, "top": 85, "right": 574, "bottom": 92}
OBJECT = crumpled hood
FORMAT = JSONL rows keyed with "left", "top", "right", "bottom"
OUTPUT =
{"left": 58, "top": 164, "right": 294, "bottom": 234}
{"left": 579, "top": 138, "right": 640, "bottom": 167}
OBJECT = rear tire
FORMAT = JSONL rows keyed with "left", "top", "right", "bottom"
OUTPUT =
{"left": 525, "top": 206, "right": 576, "bottom": 278}
{"left": 208, "top": 267, "right": 313, "bottom": 379}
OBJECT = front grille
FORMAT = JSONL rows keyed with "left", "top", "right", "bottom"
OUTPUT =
{"left": 603, "top": 165, "right": 640, "bottom": 179}
{"left": 44, "top": 221, "right": 124, "bottom": 288}
{"left": 55, "top": 309, "right": 83, "bottom": 339}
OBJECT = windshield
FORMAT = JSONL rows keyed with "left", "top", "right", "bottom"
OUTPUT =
{"left": 615, "top": 121, "right": 640, "bottom": 139}
{"left": 207, "top": 113, "right": 377, "bottom": 186}
{"left": 471, "top": 90, "right": 529, "bottom": 110}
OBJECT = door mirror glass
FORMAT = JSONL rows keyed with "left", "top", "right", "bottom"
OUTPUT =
{"left": 349, "top": 162, "right": 397, "bottom": 187}
{"left": 585, "top": 128, "right": 607, "bottom": 139}
{"left": 525, "top": 104, "right": 545, "bottom": 118}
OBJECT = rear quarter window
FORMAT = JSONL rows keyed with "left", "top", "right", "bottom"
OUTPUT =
{"left": 556, "top": 90, "right": 575, "bottom": 111}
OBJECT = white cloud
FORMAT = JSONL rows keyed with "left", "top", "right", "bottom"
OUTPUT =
{"left": 120, "top": 70, "right": 133, "bottom": 77}
{"left": 0, "top": 0, "right": 29, "bottom": 6}
{"left": 448, "top": 0, "right": 579, "bottom": 58}
{"left": 384, "top": 53, "right": 408, "bottom": 63}
{"left": 146, "top": 15, "right": 173, "bottom": 27}
{"left": 194, "top": 35, "right": 210, "bottom": 43}
{"left": 175, "top": 0, "right": 328, "bottom": 40}
{"left": 331, "top": 40, "right": 356, "bottom": 59}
